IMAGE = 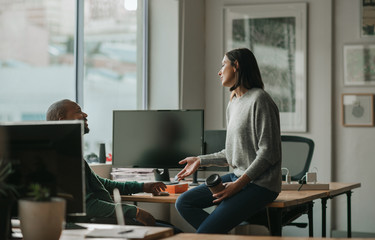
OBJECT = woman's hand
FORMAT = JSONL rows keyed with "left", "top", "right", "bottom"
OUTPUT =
{"left": 143, "top": 182, "right": 167, "bottom": 194}
{"left": 135, "top": 208, "right": 156, "bottom": 226}
{"left": 212, "top": 174, "right": 251, "bottom": 204}
{"left": 176, "top": 157, "right": 201, "bottom": 181}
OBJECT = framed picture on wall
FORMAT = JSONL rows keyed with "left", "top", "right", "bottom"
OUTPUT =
{"left": 342, "top": 93, "right": 374, "bottom": 127}
{"left": 223, "top": 3, "right": 307, "bottom": 132}
{"left": 344, "top": 44, "right": 375, "bottom": 86}
{"left": 361, "top": 0, "right": 375, "bottom": 37}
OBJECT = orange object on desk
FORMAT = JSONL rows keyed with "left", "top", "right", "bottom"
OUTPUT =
{"left": 165, "top": 183, "right": 189, "bottom": 194}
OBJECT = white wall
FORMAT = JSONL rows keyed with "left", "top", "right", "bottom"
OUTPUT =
{"left": 205, "top": 0, "right": 333, "bottom": 237}
{"left": 333, "top": 0, "right": 375, "bottom": 234}
{"left": 148, "top": 0, "right": 179, "bottom": 109}
{"left": 179, "top": 0, "right": 206, "bottom": 110}
{"left": 148, "top": 0, "right": 206, "bottom": 111}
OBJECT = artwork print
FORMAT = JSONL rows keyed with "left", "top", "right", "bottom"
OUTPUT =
{"left": 361, "top": 0, "right": 375, "bottom": 37}
{"left": 344, "top": 45, "right": 375, "bottom": 86}
{"left": 224, "top": 4, "right": 307, "bottom": 132}
{"left": 342, "top": 94, "right": 374, "bottom": 127}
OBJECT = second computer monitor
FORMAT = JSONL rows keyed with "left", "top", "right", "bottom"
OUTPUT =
{"left": 112, "top": 110, "right": 204, "bottom": 174}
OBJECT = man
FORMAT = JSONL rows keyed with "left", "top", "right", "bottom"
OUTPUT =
{"left": 46, "top": 99, "right": 166, "bottom": 226}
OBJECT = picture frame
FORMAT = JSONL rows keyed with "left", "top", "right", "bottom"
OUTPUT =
{"left": 360, "top": 0, "right": 375, "bottom": 37}
{"left": 223, "top": 3, "right": 307, "bottom": 132}
{"left": 344, "top": 44, "right": 375, "bottom": 86}
{"left": 342, "top": 93, "right": 374, "bottom": 127}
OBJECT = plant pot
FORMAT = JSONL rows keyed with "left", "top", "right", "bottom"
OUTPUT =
{"left": 18, "top": 197, "right": 66, "bottom": 240}
{"left": 0, "top": 198, "right": 14, "bottom": 240}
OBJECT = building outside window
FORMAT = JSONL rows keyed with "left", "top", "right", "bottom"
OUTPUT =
{"left": 83, "top": 0, "right": 143, "bottom": 156}
{"left": 0, "top": 0, "right": 76, "bottom": 122}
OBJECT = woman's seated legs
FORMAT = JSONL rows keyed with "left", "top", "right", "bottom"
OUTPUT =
{"left": 175, "top": 181, "right": 216, "bottom": 229}
{"left": 196, "top": 182, "right": 278, "bottom": 233}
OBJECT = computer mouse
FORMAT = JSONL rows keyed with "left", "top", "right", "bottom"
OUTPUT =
{"left": 174, "top": 175, "right": 179, "bottom": 182}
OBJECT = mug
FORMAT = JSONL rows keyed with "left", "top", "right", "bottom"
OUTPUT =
{"left": 205, "top": 174, "right": 225, "bottom": 194}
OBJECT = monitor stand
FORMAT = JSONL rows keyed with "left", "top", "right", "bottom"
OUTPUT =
{"left": 153, "top": 168, "right": 199, "bottom": 186}
{"left": 190, "top": 172, "right": 199, "bottom": 186}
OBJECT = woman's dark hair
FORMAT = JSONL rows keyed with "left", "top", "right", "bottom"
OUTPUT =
{"left": 226, "top": 48, "right": 264, "bottom": 91}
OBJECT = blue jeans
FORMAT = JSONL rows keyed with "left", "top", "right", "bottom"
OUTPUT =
{"left": 175, "top": 173, "right": 278, "bottom": 233}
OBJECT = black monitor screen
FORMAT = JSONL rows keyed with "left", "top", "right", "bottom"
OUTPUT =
{"left": 112, "top": 110, "right": 204, "bottom": 169}
{"left": 203, "top": 130, "right": 229, "bottom": 172}
{"left": 0, "top": 121, "right": 85, "bottom": 216}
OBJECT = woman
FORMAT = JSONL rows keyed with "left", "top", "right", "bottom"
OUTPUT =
{"left": 175, "top": 48, "right": 282, "bottom": 234}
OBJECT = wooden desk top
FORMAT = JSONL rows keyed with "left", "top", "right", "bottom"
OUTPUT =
{"left": 161, "top": 233, "right": 374, "bottom": 240}
{"left": 121, "top": 182, "right": 361, "bottom": 208}
{"left": 326, "top": 182, "right": 361, "bottom": 197}
{"left": 122, "top": 194, "right": 180, "bottom": 204}
{"left": 121, "top": 190, "right": 328, "bottom": 208}
{"left": 268, "top": 190, "right": 327, "bottom": 208}
{"left": 60, "top": 224, "right": 173, "bottom": 240}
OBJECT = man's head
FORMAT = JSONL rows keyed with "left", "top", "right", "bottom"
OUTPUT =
{"left": 46, "top": 99, "right": 90, "bottom": 134}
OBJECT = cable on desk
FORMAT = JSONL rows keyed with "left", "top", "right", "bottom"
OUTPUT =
{"left": 297, "top": 175, "right": 307, "bottom": 191}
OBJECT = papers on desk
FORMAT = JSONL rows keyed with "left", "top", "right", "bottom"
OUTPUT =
{"left": 85, "top": 227, "right": 148, "bottom": 238}
{"left": 111, "top": 168, "right": 154, "bottom": 182}
{"left": 61, "top": 224, "right": 148, "bottom": 239}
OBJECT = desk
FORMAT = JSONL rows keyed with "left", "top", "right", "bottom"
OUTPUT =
{"left": 121, "top": 182, "right": 360, "bottom": 237}
{"left": 60, "top": 224, "right": 173, "bottom": 240}
{"left": 121, "top": 189, "right": 326, "bottom": 236}
{"left": 320, "top": 182, "right": 361, "bottom": 238}
{"left": 161, "top": 233, "right": 373, "bottom": 240}
{"left": 263, "top": 190, "right": 328, "bottom": 236}
{"left": 121, "top": 190, "right": 327, "bottom": 208}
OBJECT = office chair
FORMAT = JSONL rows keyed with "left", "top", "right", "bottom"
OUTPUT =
{"left": 281, "top": 135, "right": 314, "bottom": 181}
{"left": 280, "top": 135, "right": 315, "bottom": 229}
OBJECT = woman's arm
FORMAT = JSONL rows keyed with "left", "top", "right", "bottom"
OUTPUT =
{"left": 199, "top": 149, "right": 228, "bottom": 167}
{"left": 243, "top": 94, "right": 281, "bottom": 181}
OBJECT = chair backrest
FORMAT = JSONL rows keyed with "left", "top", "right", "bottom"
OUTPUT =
{"left": 203, "top": 130, "right": 228, "bottom": 171}
{"left": 281, "top": 135, "right": 314, "bottom": 181}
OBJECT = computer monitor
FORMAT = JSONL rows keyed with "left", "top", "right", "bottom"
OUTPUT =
{"left": 112, "top": 110, "right": 204, "bottom": 182}
{"left": 1, "top": 121, "right": 85, "bottom": 216}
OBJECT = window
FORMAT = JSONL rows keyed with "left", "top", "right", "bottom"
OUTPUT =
{"left": 0, "top": 0, "right": 76, "bottom": 121}
{"left": 0, "top": 0, "right": 144, "bottom": 157}
{"left": 82, "top": 0, "right": 143, "bottom": 155}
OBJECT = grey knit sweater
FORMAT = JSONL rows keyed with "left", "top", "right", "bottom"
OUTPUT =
{"left": 200, "top": 88, "right": 282, "bottom": 193}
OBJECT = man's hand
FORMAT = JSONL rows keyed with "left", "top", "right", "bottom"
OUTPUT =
{"left": 143, "top": 182, "right": 167, "bottom": 194}
{"left": 176, "top": 157, "right": 201, "bottom": 181}
{"left": 136, "top": 208, "right": 156, "bottom": 226}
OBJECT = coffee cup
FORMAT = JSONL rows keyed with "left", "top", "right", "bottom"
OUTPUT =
{"left": 205, "top": 174, "right": 225, "bottom": 194}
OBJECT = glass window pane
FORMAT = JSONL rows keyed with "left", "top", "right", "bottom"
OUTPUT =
{"left": 0, "top": 0, "right": 76, "bottom": 122}
{"left": 83, "top": 0, "right": 142, "bottom": 157}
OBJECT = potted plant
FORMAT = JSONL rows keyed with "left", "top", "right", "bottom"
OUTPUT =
{"left": 18, "top": 183, "right": 66, "bottom": 240}
{"left": 0, "top": 160, "right": 18, "bottom": 240}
